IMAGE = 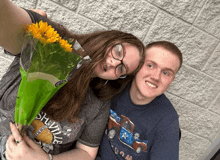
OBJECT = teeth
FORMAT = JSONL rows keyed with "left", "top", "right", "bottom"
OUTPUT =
{"left": 147, "top": 82, "right": 156, "bottom": 88}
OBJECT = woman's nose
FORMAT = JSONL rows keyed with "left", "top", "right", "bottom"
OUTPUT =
{"left": 106, "top": 56, "right": 121, "bottom": 67}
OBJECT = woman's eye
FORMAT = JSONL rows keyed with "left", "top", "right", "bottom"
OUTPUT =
{"left": 119, "top": 65, "right": 124, "bottom": 73}
{"left": 115, "top": 49, "right": 121, "bottom": 56}
{"left": 118, "top": 65, "right": 126, "bottom": 74}
{"left": 115, "top": 45, "right": 122, "bottom": 56}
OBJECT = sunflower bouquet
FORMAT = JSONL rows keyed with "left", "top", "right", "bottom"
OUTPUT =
{"left": 14, "top": 21, "right": 83, "bottom": 135}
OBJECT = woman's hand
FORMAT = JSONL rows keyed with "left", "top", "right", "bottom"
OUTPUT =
{"left": 30, "top": 9, "right": 47, "bottom": 18}
{"left": 5, "top": 122, "right": 49, "bottom": 160}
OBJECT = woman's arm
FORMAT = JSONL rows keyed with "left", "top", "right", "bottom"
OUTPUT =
{"left": 6, "top": 123, "right": 98, "bottom": 160}
{"left": 53, "top": 142, "right": 98, "bottom": 160}
{"left": 0, "top": 0, "right": 32, "bottom": 55}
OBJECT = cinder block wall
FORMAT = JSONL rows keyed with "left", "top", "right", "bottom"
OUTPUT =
{"left": 0, "top": 0, "right": 220, "bottom": 160}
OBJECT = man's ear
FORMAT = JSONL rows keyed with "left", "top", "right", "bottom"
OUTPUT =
{"left": 30, "top": 9, "right": 47, "bottom": 18}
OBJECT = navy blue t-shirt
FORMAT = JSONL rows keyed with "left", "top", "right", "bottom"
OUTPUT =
{"left": 98, "top": 84, "right": 179, "bottom": 160}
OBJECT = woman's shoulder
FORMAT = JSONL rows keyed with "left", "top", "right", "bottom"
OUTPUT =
{"left": 78, "top": 88, "right": 110, "bottom": 121}
{"left": 84, "top": 87, "right": 110, "bottom": 109}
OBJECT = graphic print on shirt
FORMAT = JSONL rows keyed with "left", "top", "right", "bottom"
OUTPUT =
{"left": 107, "top": 109, "right": 148, "bottom": 154}
{"left": 27, "top": 111, "right": 84, "bottom": 153}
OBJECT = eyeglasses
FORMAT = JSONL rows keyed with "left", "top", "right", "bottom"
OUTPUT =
{"left": 111, "top": 44, "right": 127, "bottom": 78}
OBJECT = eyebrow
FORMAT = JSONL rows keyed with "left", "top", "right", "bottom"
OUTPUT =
{"left": 147, "top": 60, "right": 175, "bottom": 74}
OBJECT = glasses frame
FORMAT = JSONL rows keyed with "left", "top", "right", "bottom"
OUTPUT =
{"left": 110, "top": 43, "right": 127, "bottom": 78}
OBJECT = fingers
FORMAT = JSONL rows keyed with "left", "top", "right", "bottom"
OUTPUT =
{"left": 9, "top": 122, "right": 23, "bottom": 143}
{"left": 9, "top": 122, "right": 37, "bottom": 149}
{"left": 30, "top": 9, "right": 47, "bottom": 18}
{"left": 5, "top": 151, "right": 12, "bottom": 160}
{"left": 6, "top": 134, "right": 17, "bottom": 160}
{"left": 6, "top": 122, "right": 23, "bottom": 159}
{"left": 23, "top": 134, "right": 37, "bottom": 149}
{"left": 6, "top": 135, "right": 17, "bottom": 151}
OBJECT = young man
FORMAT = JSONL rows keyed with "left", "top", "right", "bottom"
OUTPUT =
{"left": 98, "top": 41, "right": 182, "bottom": 160}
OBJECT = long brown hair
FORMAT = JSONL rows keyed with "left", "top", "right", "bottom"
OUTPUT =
{"left": 42, "top": 23, "right": 145, "bottom": 123}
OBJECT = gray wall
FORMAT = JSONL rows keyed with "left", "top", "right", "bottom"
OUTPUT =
{"left": 0, "top": 0, "right": 220, "bottom": 160}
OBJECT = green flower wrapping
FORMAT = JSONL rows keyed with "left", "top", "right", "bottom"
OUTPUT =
{"left": 14, "top": 21, "right": 84, "bottom": 133}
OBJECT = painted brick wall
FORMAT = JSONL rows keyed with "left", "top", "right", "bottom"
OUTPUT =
{"left": 0, "top": 0, "right": 220, "bottom": 159}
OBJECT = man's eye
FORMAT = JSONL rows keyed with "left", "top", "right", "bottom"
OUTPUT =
{"left": 148, "top": 64, "right": 153, "bottom": 68}
{"left": 163, "top": 71, "right": 168, "bottom": 75}
{"left": 163, "top": 71, "right": 169, "bottom": 76}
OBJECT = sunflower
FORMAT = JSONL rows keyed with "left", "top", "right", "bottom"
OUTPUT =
{"left": 59, "top": 38, "right": 72, "bottom": 52}
{"left": 15, "top": 21, "right": 83, "bottom": 135}
{"left": 27, "top": 21, "right": 60, "bottom": 46}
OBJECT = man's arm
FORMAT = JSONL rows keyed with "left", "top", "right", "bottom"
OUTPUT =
{"left": 0, "top": 0, "right": 32, "bottom": 55}
{"left": 149, "top": 119, "right": 179, "bottom": 160}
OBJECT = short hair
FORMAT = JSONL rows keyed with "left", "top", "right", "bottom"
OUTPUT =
{"left": 145, "top": 41, "right": 182, "bottom": 71}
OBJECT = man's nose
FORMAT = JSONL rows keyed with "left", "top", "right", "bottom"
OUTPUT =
{"left": 151, "top": 69, "right": 161, "bottom": 81}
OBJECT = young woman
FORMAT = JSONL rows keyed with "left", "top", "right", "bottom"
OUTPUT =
{"left": 0, "top": 0, "right": 145, "bottom": 160}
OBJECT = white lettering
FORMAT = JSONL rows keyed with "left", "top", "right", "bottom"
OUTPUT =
{"left": 48, "top": 122, "right": 59, "bottom": 129}
{"left": 111, "top": 145, "right": 132, "bottom": 160}
{"left": 120, "top": 151, "right": 125, "bottom": 157}
{"left": 114, "top": 147, "right": 119, "bottom": 154}
{"left": 125, "top": 155, "right": 132, "bottom": 160}
{"left": 40, "top": 113, "right": 49, "bottom": 124}
{"left": 35, "top": 112, "right": 42, "bottom": 120}
{"left": 53, "top": 138, "right": 63, "bottom": 144}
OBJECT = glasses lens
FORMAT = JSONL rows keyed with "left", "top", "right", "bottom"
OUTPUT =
{"left": 112, "top": 44, "right": 123, "bottom": 60}
{"left": 115, "top": 64, "right": 127, "bottom": 78}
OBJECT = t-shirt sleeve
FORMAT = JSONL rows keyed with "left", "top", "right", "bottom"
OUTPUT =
{"left": 24, "top": 9, "right": 60, "bottom": 31}
{"left": 149, "top": 118, "right": 179, "bottom": 160}
{"left": 78, "top": 100, "right": 110, "bottom": 147}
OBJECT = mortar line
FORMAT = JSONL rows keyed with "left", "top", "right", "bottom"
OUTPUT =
{"left": 0, "top": 56, "right": 13, "bottom": 62}
{"left": 144, "top": 0, "right": 220, "bottom": 41}
{"left": 141, "top": 2, "right": 160, "bottom": 42}
{"left": 191, "top": 0, "right": 209, "bottom": 24}
{"left": 34, "top": 0, "right": 38, "bottom": 9}
{"left": 76, "top": 13, "right": 109, "bottom": 30}
{"left": 75, "top": 0, "right": 82, "bottom": 14}
{"left": 72, "top": 0, "right": 110, "bottom": 29}
{"left": 37, "top": 0, "right": 108, "bottom": 30}
{"left": 44, "top": 0, "right": 78, "bottom": 14}
{"left": 181, "top": 128, "right": 213, "bottom": 143}
{"left": 166, "top": 91, "right": 206, "bottom": 109}
{"left": 183, "top": 64, "right": 220, "bottom": 83}
{"left": 207, "top": 91, "right": 220, "bottom": 112}
{"left": 166, "top": 90, "right": 220, "bottom": 115}
{"left": 201, "top": 42, "right": 220, "bottom": 71}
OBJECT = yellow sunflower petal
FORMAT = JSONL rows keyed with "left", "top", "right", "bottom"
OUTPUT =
{"left": 59, "top": 39, "right": 72, "bottom": 52}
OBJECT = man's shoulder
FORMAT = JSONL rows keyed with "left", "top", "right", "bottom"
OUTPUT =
{"left": 156, "top": 94, "right": 178, "bottom": 117}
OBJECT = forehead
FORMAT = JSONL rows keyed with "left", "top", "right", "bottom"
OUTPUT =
{"left": 122, "top": 42, "right": 141, "bottom": 73}
{"left": 145, "top": 46, "right": 180, "bottom": 72}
